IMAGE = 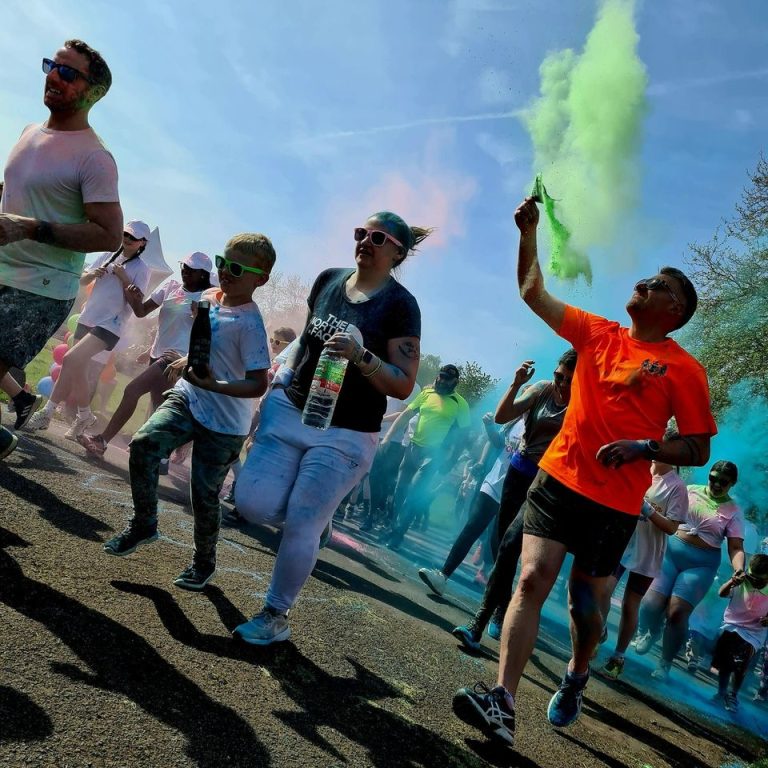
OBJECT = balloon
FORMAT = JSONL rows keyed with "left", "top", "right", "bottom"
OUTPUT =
{"left": 50, "top": 363, "right": 62, "bottom": 381}
{"left": 53, "top": 343, "right": 68, "bottom": 365}
{"left": 37, "top": 376, "right": 54, "bottom": 398}
{"left": 66, "top": 314, "right": 80, "bottom": 333}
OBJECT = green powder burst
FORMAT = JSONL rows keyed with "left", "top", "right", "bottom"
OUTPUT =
{"left": 524, "top": 0, "right": 648, "bottom": 282}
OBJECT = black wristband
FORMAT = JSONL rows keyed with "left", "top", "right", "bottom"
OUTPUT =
{"left": 34, "top": 220, "right": 55, "bottom": 244}
{"left": 641, "top": 439, "right": 660, "bottom": 459}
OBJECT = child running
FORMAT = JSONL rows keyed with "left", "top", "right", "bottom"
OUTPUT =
{"left": 102, "top": 234, "right": 273, "bottom": 590}
{"left": 711, "top": 554, "right": 768, "bottom": 711}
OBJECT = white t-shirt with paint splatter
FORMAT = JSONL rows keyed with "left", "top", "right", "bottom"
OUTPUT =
{"left": 174, "top": 288, "right": 270, "bottom": 436}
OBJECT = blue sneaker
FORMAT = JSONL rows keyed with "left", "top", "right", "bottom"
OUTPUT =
{"left": 487, "top": 607, "right": 504, "bottom": 640}
{"left": 547, "top": 669, "right": 589, "bottom": 727}
{"left": 233, "top": 606, "right": 290, "bottom": 645}
{"left": 451, "top": 624, "right": 482, "bottom": 651}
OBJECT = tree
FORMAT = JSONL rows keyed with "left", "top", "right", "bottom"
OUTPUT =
{"left": 682, "top": 155, "right": 768, "bottom": 414}
{"left": 416, "top": 354, "right": 442, "bottom": 388}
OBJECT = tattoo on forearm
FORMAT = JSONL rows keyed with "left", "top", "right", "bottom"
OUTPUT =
{"left": 398, "top": 341, "right": 420, "bottom": 360}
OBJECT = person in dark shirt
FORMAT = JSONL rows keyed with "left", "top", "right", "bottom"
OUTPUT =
{"left": 233, "top": 212, "right": 429, "bottom": 646}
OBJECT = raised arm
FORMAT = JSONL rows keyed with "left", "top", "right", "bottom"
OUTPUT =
{"left": 514, "top": 197, "right": 566, "bottom": 332}
{"left": 495, "top": 360, "right": 540, "bottom": 423}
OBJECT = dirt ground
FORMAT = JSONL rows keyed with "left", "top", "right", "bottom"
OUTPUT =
{"left": 1, "top": 421, "right": 766, "bottom": 768}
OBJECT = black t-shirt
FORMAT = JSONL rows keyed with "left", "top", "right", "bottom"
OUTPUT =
{"left": 285, "top": 268, "right": 421, "bottom": 432}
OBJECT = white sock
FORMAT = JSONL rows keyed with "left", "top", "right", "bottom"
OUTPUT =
{"left": 42, "top": 399, "right": 58, "bottom": 416}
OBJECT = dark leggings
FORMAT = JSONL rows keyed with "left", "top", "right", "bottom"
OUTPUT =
{"left": 473, "top": 467, "right": 536, "bottom": 631}
{"left": 441, "top": 491, "right": 499, "bottom": 577}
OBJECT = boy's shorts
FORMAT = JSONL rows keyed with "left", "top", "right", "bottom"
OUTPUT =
{"left": 711, "top": 629, "right": 756, "bottom": 675}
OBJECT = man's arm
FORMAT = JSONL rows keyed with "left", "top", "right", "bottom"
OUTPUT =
{"left": 381, "top": 408, "right": 413, "bottom": 444}
{"left": 0, "top": 201, "right": 123, "bottom": 252}
{"left": 495, "top": 360, "right": 540, "bottom": 423}
{"left": 596, "top": 434, "right": 711, "bottom": 469}
{"left": 515, "top": 197, "right": 566, "bottom": 332}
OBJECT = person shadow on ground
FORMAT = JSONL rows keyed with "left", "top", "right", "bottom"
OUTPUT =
{"left": 112, "top": 579, "right": 496, "bottom": 768}
{"left": 0, "top": 526, "right": 270, "bottom": 768}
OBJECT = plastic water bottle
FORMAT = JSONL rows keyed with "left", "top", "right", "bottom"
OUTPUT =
{"left": 302, "top": 325, "right": 362, "bottom": 430}
{"left": 187, "top": 300, "right": 211, "bottom": 378}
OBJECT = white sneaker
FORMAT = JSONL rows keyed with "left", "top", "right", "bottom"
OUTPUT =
{"left": 418, "top": 567, "right": 447, "bottom": 596}
{"left": 24, "top": 409, "right": 53, "bottom": 431}
{"left": 64, "top": 412, "right": 98, "bottom": 441}
{"left": 233, "top": 607, "right": 290, "bottom": 645}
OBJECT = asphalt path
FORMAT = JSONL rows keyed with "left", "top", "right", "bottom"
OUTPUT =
{"left": 1, "top": 416, "right": 765, "bottom": 768}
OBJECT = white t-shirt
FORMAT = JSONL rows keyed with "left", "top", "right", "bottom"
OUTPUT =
{"left": 0, "top": 124, "right": 119, "bottom": 300}
{"left": 480, "top": 419, "right": 525, "bottom": 503}
{"left": 78, "top": 252, "right": 151, "bottom": 337}
{"left": 621, "top": 470, "right": 689, "bottom": 578}
{"left": 174, "top": 288, "right": 270, "bottom": 435}
{"left": 149, "top": 279, "right": 204, "bottom": 358}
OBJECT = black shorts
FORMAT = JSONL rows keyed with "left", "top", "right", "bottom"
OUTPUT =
{"left": 522, "top": 470, "right": 638, "bottom": 577}
{"left": 612, "top": 564, "right": 655, "bottom": 596}
{"left": 74, "top": 322, "right": 120, "bottom": 351}
{"left": 711, "top": 630, "right": 755, "bottom": 675}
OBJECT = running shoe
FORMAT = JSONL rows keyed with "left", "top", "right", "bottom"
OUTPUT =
{"left": 686, "top": 656, "right": 700, "bottom": 674}
{"left": 222, "top": 483, "right": 236, "bottom": 504}
{"left": 173, "top": 560, "right": 215, "bottom": 591}
{"left": 451, "top": 624, "right": 482, "bottom": 652}
{"left": 724, "top": 692, "right": 739, "bottom": 712}
{"left": 77, "top": 433, "right": 108, "bottom": 457}
{"left": 0, "top": 427, "right": 19, "bottom": 460}
{"left": 650, "top": 663, "right": 670, "bottom": 682}
{"left": 634, "top": 630, "right": 659, "bottom": 655}
{"left": 64, "top": 412, "right": 97, "bottom": 441}
{"left": 753, "top": 688, "right": 767, "bottom": 703}
{"left": 452, "top": 682, "right": 515, "bottom": 746}
{"left": 13, "top": 392, "right": 43, "bottom": 431}
{"left": 103, "top": 522, "right": 159, "bottom": 556}
{"left": 547, "top": 669, "right": 589, "bottom": 727}
{"left": 487, "top": 608, "right": 504, "bottom": 641}
{"left": 418, "top": 568, "right": 446, "bottom": 596}
{"left": 601, "top": 655, "right": 625, "bottom": 680}
{"left": 24, "top": 409, "right": 52, "bottom": 431}
{"left": 233, "top": 606, "right": 290, "bottom": 645}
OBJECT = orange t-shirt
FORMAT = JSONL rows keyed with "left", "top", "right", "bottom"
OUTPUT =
{"left": 538, "top": 306, "right": 717, "bottom": 515}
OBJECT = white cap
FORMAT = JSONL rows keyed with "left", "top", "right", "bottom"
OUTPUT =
{"left": 180, "top": 251, "right": 212, "bottom": 272}
{"left": 124, "top": 220, "right": 151, "bottom": 241}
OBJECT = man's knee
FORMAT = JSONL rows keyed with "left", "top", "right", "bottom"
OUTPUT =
{"left": 516, "top": 563, "right": 558, "bottom": 604}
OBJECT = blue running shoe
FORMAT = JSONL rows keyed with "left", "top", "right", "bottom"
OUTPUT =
{"left": 452, "top": 624, "right": 482, "bottom": 652}
{"left": 547, "top": 669, "right": 589, "bottom": 727}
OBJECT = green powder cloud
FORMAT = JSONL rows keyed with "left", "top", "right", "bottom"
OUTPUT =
{"left": 523, "top": 0, "right": 648, "bottom": 282}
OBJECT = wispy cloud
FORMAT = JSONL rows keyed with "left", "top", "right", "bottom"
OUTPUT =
{"left": 649, "top": 67, "right": 768, "bottom": 96}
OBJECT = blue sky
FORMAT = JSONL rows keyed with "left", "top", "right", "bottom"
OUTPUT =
{"left": 2, "top": 0, "right": 766, "bottom": 380}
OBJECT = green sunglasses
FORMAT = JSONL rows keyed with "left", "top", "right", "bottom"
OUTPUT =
{"left": 215, "top": 254, "right": 267, "bottom": 278}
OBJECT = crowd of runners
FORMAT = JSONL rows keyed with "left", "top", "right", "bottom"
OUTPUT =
{"left": 1, "top": 39, "right": 766, "bottom": 751}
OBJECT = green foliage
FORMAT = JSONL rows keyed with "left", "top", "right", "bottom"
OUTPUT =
{"left": 682, "top": 155, "right": 768, "bottom": 415}
{"left": 417, "top": 353, "right": 499, "bottom": 405}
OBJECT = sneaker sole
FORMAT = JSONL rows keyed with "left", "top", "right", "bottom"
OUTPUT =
{"left": 452, "top": 691, "right": 514, "bottom": 746}
{"left": 173, "top": 571, "right": 215, "bottom": 591}
{"left": 0, "top": 433, "right": 19, "bottom": 460}
{"left": 233, "top": 625, "right": 291, "bottom": 646}
{"left": 14, "top": 395, "right": 44, "bottom": 430}
{"left": 418, "top": 570, "right": 445, "bottom": 597}
{"left": 103, "top": 532, "right": 159, "bottom": 557}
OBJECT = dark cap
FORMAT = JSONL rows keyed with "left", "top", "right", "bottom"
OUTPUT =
{"left": 439, "top": 364, "right": 460, "bottom": 379}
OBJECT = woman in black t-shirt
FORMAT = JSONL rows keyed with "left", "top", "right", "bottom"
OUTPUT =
{"left": 233, "top": 212, "right": 429, "bottom": 646}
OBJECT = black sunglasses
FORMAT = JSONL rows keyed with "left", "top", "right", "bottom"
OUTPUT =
{"left": 635, "top": 277, "right": 681, "bottom": 305}
{"left": 123, "top": 232, "right": 140, "bottom": 242}
{"left": 708, "top": 473, "right": 733, "bottom": 486}
{"left": 553, "top": 371, "right": 573, "bottom": 386}
{"left": 42, "top": 57, "right": 94, "bottom": 85}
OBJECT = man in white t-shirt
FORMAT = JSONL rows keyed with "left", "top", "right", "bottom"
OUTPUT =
{"left": 0, "top": 39, "right": 122, "bottom": 459}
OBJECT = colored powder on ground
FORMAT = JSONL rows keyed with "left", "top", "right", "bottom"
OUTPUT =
{"left": 522, "top": 0, "right": 648, "bottom": 281}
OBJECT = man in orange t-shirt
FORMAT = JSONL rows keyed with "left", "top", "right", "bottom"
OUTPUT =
{"left": 453, "top": 198, "right": 717, "bottom": 747}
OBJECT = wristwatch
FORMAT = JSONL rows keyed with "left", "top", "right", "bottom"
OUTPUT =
{"left": 34, "top": 220, "right": 55, "bottom": 244}
{"left": 356, "top": 348, "right": 374, "bottom": 367}
{"left": 642, "top": 439, "right": 661, "bottom": 459}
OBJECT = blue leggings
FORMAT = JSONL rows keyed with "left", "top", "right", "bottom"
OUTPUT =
{"left": 648, "top": 534, "right": 720, "bottom": 608}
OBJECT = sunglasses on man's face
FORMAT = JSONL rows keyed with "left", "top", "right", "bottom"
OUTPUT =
{"left": 42, "top": 57, "right": 93, "bottom": 84}
{"left": 353, "top": 227, "right": 404, "bottom": 250}
{"left": 553, "top": 371, "right": 573, "bottom": 386}
{"left": 708, "top": 473, "right": 732, "bottom": 486}
{"left": 635, "top": 277, "right": 681, "bottom": 305}
{"left": 215, "top": 254, "right": 266, "bottom": 278}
